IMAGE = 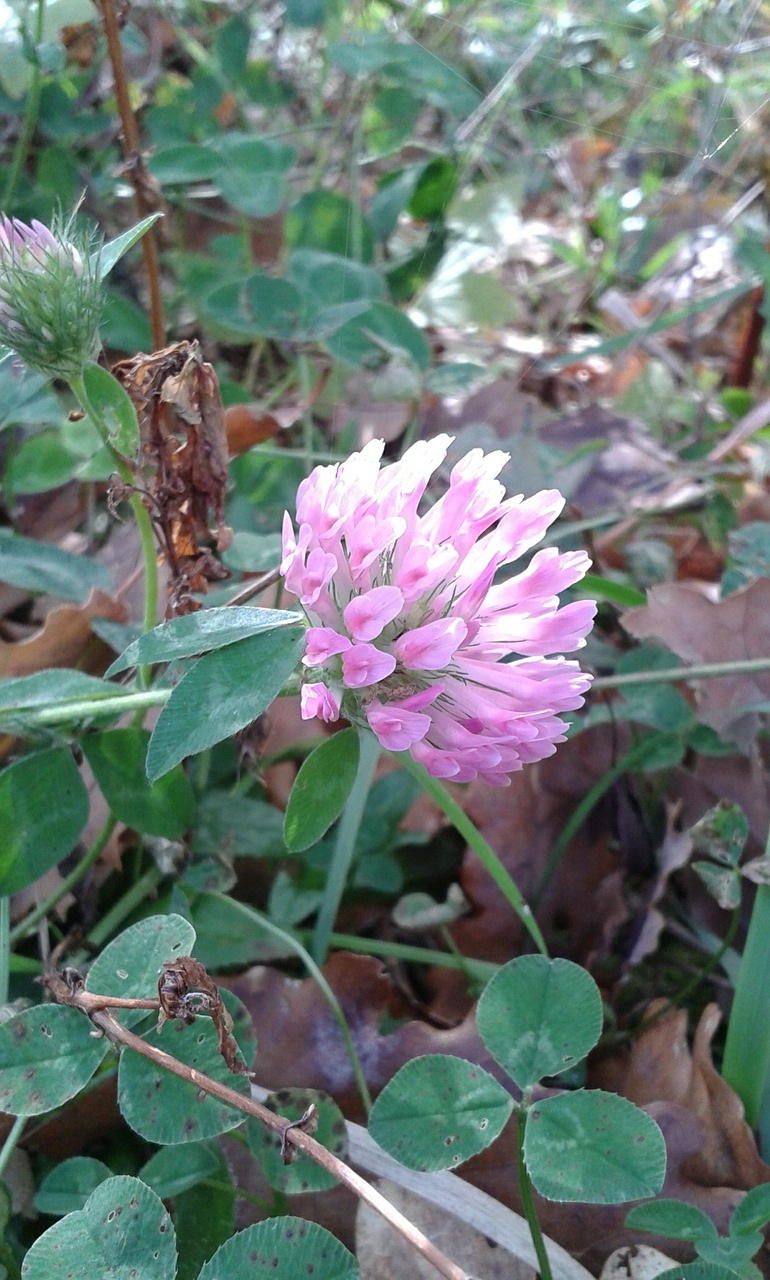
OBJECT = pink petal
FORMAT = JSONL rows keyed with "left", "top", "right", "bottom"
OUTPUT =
{"left": 302, "top": 627, "right": 351, "bottom": 666}
{"left": 394, "top": 616, "right": 467, "bottom": 670}
{"left": 366, "top": 700, "right": 431, "bottom": 751}
{"left": 300, "top": 682, "right": 342, "bottom": 722}
{"left": 341, "top": 643, "right": 396, "bottom": 689}
{"left": 343, "top": 585, "right": 403, "bottom": 642}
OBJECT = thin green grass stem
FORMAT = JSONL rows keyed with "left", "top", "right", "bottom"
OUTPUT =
{"left": 394, "top": 751, "right": 548, "bottom": 956}
{"left": 591, "top": 657, "right": 770, "bottom": 691}
{"left": 531, "top": 737, "right": 661, "bottom": 906}
{"left": 312, "top": 729, "right": 380, "bottom": 965}
{"left": 515, "top": 1108, "right": 553, "bottom": 1280}
{"left": 9, "top": 816, "right": 117, "bottom": 947}
{"left": 1, "top": 0, "right": 44, "bottom": 208}
{"left": 206, "top": 893, "right": 372, "bottom": 1115}
{"left": 301, "top": 930, "right": 499, "bottom": 983}
{"left": 722, "top": 828, "right": 770, "bottom": 1129}
{"left": 9, "top": 688, "right": 168, "bottom": 730}
{"left": 0, "top": 898, "right": 9, "bottom": 1006}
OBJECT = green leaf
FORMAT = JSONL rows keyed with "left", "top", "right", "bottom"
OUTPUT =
{"left": 7, "top": 431, "right": 80, "bottom": 495}
{"left": 284, "top": 728, "right": 360, "bottom": 852}
{"left": 0, "top": 670, "right": 117, "bottom": 715}
{"left": 285, "top": 191, "right": 374, "bottom": 262}
{"left": 95, "top": 214, "right": 164, "bottom": 281}
{"left": 86, "top": 913, "right": 196, "bottom": 1028}
{"left": 693, "top": 860, "right": 741, "bottom": 910}
{"left": 140, "top": 1141, "right": 219, "bottom": 1199}
{"left": 368, "top": 1054, "right": 513, "bottom": 1171}
{"left": 0, "top": 747, "right": 88, "bottom": 895}
{"left": 191, "top": 791, "right": 286, "bottom": 858}
{"left": 189, "top": 891, "right": 293, "bottom": 969}
{"left": 581, "top": 574, "right": 646, "bottom": 608}
{"left": 524, "top": 1090, "right": 666, "bottom": 1203}
{"left": 146, "top": 626, "right": 305, "bottom": 781}
{"left": 327, "top": 301, "right": 429, "bottom": 368}
{"left": 285, "top": 0, "right": 329, "bottom": 25}
{"left": 148, "top": 144, "right": 221, "bottom": 185}
{"left": 0, "top": 1005, "right": 107, "bottom": 1116}
{"left": 246, "top": 1088, "right": 347, "bottom": 1193}
{"left": 214, "top": 137, "right": 295, "bottom": 217}
{"left": 81, "top": 363, "right": 139, "bottom": 456}
{"left": 476, "top": 956, "right": 603, "bottom": 1090}
{"left": 657, "top": 1267, "right": 752, "bottom": 1280}
{"left": 21, "top": 1176, "right": 176, "bottom": 1280}
{"left": 34, "top": 1158, "right": 112, "bottom": 1217}
{"left": 203, "top": 274, "right": 302, "bottom": 341}
{"left": 174, "top": 1144, "right": 234, "bottom": 1280}
{"left": 626, "top": 1199, "right": 718, "bottom": 1242}
{"left": 0, "top": 529, "right": 111, "bottom": 601}
{"left": 107, "top": 606, "right": 302, "bottom": 675}
{"left": 730, "top": 1183, "right": 770, "bottom": 1236}
{"left": 696, "top": 1236, "right": 763, "bottom": 1275}
{"left": 198, "top": 1217, "right": 358, "bottom": 1279}
{"left": 82, "top": 728, "right": 194, "bottom": 839}
{"left": 118, "top": 1017, "right": 251, "bottom": 1144}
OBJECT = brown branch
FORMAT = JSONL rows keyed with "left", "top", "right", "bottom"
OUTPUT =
{"left": 48, "top": 973, "right": 469, "bottom": 1280}
{"left": 94, "top": 0, "right": 165, "bottom": 350}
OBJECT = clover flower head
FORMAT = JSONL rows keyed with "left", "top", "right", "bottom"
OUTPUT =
{"left": 0, "top": 211, "right": 102, "bottom": 379}
{"left": 281, "top": 436, "right": 597, "bottom": 786}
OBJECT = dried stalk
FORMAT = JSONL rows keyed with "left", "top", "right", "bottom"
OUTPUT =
{"left": 47, "top": 977, "right": 469, "bottom": 1280}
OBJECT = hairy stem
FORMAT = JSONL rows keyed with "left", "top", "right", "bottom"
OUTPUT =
{"left": 395, "top": 750, "right": 548, "bottom": 956}
{"left": 515, "top": 1108, "right": 554, "bottom": 1280}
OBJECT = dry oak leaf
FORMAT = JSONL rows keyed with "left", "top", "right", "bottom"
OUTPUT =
{"left": 622, "top": 579, "right": 770, "bottom": 752}
{"left": 0, "top": 589, "right": 126, "bottom": 679}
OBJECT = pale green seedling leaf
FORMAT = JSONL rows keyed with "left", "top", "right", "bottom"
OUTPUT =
{"left": 697, "top": 1235, "right": 764, "bottom": 1275}
{"left": 81, "top": 363, "right": 139, "bottom": 456}
{"left": 21, "top": 1175, "right": 176, "bottom": 1280}
{"left": 0, "top": 529, "right": 111, "bottom": 601}
{"left": 626, "top": 1199, "right": 718, "bottom": 1241}
{"left": 730, "top": 1183, "right": 770, "bottom": 1235}
{"left": 477, "top": 955, "right": 603, "bottom": 1089}
{"left": 82, "top": 727, "right": 194, "bottom": 838}
{"left": 658, "top": 1266, "right": 754, "bottom": 1280}
{"left": 146, "top": 626, "right": 305, "bottom": 780}
{"left": 246, "top": 1089, "right": 348, "bottom": 1193}
{"left": 95, "top": 214, "right": 163, "bottom": 280}
{"left": 118, "top": 1017, "right": 251, "bottom": 1143}
{"left": 524, "top": 1090, "right": 666, "bottom": 1203}
{"left": 368, "top": 1054, "right": 513, "bottom": 1171}
{"left": 106, "top": 606, "right": 302, "bottom": 675}
{"left": 140, "top": 1141, "right": 219, "bottom": 1199}
{"left": 693, "top": 860, "right": 741, "bottom": 910}
{"left": 86, "top": 913, "right": 196, "bottom": 1027}
{"left": 34, "top": 1158, "right": 112, "bottom": 1216}
{"left": 197, "top": 1217, "right": 359, "bottom": 1279}
{"left": 691, "top": 803, "right": 749, "bottom": 867}
{"left": 0, "top": 747, "right": 88, "bottom": 894}
{"left": 0, "top": 1006, "right": 107, "bottom": 1116}
{"left": 284, "top": 728, "right": 360, "bottom": 851}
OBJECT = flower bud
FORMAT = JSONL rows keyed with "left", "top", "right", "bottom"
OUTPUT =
{"left": 0, "top": 212, "right": 102, "bottom": 380}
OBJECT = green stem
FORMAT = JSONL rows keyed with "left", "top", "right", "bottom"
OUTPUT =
{"left": 297, "top": 355, "right": 317, "bottom": 478}
{"left": 531, "top": 736, "right": 666, "bottom": 906}
{"left": 722, "top": 829, "right": 770, "bottom": 1129}
{"left": 301, "top": 930, "right": 499, "bottom": 983}
{"left": 9, "top": 816, "right": 117, "bottom": 947}
{"left": 7, "top": 688, "right": 168, "bottom": 729}
{"left": 206, "top": 893, "right": 372, "bottom": 1114}
{"left": 0, "top": 1116, "right": 25, "bottom": 1182}
{"left": 1, "top": 0, "right": 45, "bottom": 208}
{"left": 86, "top": 867, "right": 162, "bottom": 950}
{"left": 591, "top": 658, "right": 770, "bottom": 691}
{"left": 394, "top": 750, "right": 548, "bottom": 956}
{"left": 515, "top": 1107, "right": 553, "bottom": 1280}
{"left": 312, "top": 729, "right": 380, "bottom": 965}
{"left": 0, "top": 898, "right": 9, "bottom": 1006}
{"left": 70, "top": 373, "right": 158, "bottom": 683}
